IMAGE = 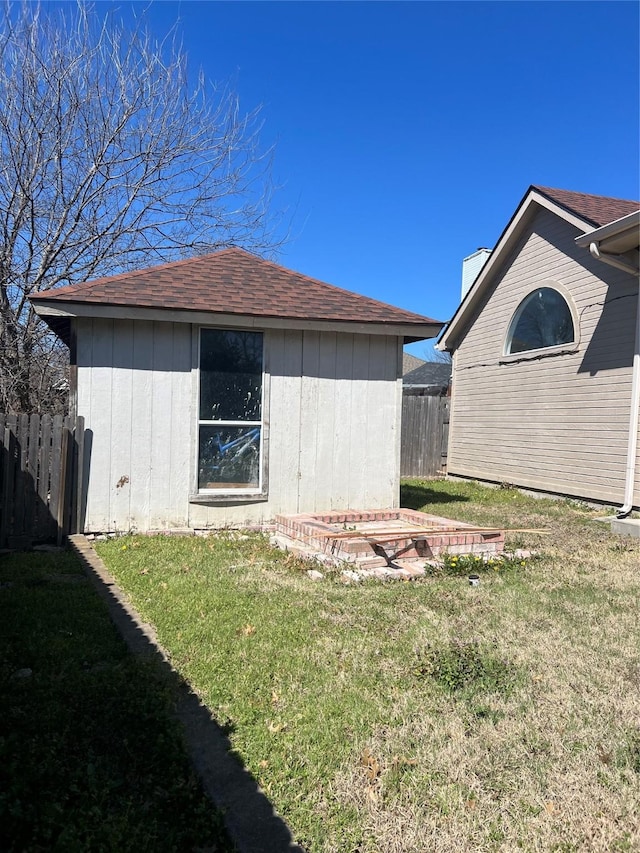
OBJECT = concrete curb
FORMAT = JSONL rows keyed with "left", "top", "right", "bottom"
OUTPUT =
{"left": 68, "top": 534, "right": 305, "bottom": 853}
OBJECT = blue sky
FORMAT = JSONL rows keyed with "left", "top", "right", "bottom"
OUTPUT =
{"left": 108, "top": 2, "right": 638, "bottom": 357}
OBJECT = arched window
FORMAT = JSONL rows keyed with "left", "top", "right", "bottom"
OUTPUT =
{"left": 505, "top": 287, "right": 575, "bottom": 355}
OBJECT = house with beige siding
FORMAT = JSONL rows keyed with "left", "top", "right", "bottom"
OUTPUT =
{"left": 439, "top": 186, "right": 640, "bottom": 513}
{"left": 30, "top": 248, "right": 442, "bottom": 533}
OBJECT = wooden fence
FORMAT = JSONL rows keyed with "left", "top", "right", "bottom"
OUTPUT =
{"left": 0, "top": 413, "right": 85, "bottom": 549}
{"left": 400, "top": 392, "right": 450, "bottom": 478}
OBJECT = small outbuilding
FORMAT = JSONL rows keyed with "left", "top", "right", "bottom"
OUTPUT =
{"left": 438, "top": 186, "right": 640, "bottom": 512}
{"left": 31, "top": 249, "right": 442, "bottom": 532}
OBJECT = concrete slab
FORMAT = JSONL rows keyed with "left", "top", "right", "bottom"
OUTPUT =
{"left": 610, "top": 517, "right": 640, "bottom": 538}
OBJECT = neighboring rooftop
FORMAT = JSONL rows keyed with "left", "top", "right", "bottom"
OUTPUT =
{"left": 403, "top": 361, "right": 452, "bottom": 388}
{"left": 402, "top": 352, "right": 426, "bottom": 375}
{"left": 30, "top": 247, "right": 441, "bottom": 330}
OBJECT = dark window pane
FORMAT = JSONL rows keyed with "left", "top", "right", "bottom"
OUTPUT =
{"left": 199, "top": 330, "right": 263, "bottom": 421}
{"left": 508, "top": 288, "right": 574, "bottom": 354}
{"left": 199, "top": 425, "right": 261, "bottom": 489}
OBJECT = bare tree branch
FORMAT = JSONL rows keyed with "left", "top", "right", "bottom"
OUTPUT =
{"left": 421, "top": 342, "right": 452, "bottom": 364}
{"left": 0, "top": 0, "right": 284, "bottom": 412}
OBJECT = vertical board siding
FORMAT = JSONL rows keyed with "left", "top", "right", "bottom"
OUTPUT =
{"left": 148, "top": 321, "right": 175, "bottom": 528}
{"left": 168, "top": 325, "right": 192, "bottom": 526}
{"left": 81, "top": 318, "right": 113, "bottom": 529}
{"left": 330, "top": 334, "right": 353, "bottom": 509}
{"left": 368, "top": 335, "right": 402, "bottom": 507}
{"left": 297, "top": 330, "right": 321, "bottom": 512}
{"left": 275, "top": 328, "right": 304, "bottom": 514}
{"left": 78, "top": 318, "right": 192, "bottom": 532}
{"left": 347, "top": 335, "right": 370, "bottom": 509}
{"left": 130, "top": 320, "right": 154, "bottom": 531}
{"left": 448, "top": 207, "right": 640, "bottom": 506}
{"left": 78, "top": 321, "right": 404, "bottom": 531}
{"left": 364, "top": 336, "right": 387, "bottom": 506}
{"left": 110, "top": 320, "right": 134, "bottom": 530}
{"left": 314, "top": 331, "right": 338, "bottom": 510}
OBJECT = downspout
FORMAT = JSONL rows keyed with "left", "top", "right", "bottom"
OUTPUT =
{"left": 617, "top": 280, "right": 640, "bottom": 517}
{"left": 591, "top": 241, "right": 640, "bottom": 518}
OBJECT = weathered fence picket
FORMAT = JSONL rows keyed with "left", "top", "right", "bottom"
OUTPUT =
{"left": 400, "top": 393, "right": 450, "bottom": 478}
{"left": 0, "top": 413, "right": 85, "bottom": 549}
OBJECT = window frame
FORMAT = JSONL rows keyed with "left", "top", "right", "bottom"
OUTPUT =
{"left": 191, "top": 326, "right": 269, "bottom": 503}
{"left": 501, "top": 281, "right": 579, "bottom": 362}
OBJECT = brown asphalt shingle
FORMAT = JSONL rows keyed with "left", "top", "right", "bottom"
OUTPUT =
{"left": 30, "top": 248, "right": 440, "bottom": 327}
{"left": 533, "top": 186, "right": 639, "bottom": 228}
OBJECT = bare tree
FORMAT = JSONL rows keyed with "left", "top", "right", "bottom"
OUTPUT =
{"left": 0, "top": 1, "right": 282, "bottom": 412}
{"left": 422, "top": 342, "right": 452, "bottom": 364}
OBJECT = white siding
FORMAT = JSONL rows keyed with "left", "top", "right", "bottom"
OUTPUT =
{"left": 77, "top": 321, "right": 403, "bottom": 531}
{"left": 77, "top": 318, "right": 192, "bottom": 532}
{"left": 448, "top": 207, "right": 640, "bottom": 507}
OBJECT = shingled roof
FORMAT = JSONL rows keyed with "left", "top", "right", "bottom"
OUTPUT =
{"left": 402, "top": 352, "right": 426, "bottom": 375}
{"left": 439, "top": 185, "right": 640, "bottom": 353}
{"left": 533, "top": 186, "right": 639, "bottom": 228}
{"left": 403, "top": 361, "right": 452, "bottom": 388}
{"left": 30, "top": 248, "right": 440, "bottom": 330}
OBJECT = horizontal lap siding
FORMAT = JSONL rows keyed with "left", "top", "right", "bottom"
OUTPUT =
{"left": 449, "top": 208, "right": 639, "bottom": 506}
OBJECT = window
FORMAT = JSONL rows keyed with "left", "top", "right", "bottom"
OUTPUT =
{"left": 198, "top": 329, "right": 263, "bottom": 492}
{"left": 505, "top": 287, "right": 575, "bottom": 355}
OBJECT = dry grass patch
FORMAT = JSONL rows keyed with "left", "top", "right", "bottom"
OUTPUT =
{"left": 96, "top": 482, "right": 640, "bottom": 852}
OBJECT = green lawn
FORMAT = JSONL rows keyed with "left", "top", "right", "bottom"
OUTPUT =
{"left": 0, "top": 548, "right": 233, "bottom": 852}
{"left": 95, "top": 480, "right": 640, "bottom": 852}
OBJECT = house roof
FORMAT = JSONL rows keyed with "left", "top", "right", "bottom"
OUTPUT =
{"left": 31, "top": 247, "right": 442, "bottom": 345}
{"left": 403, "top": 361, "right": 452, "bottom": 388}
{"left": 402, "top": 352, "right": 426, "bottom": 375}
{"left": 575, "top": 209, "right": 640, "bottom": 259}
{"left": 438, "top": 185, "right": 640, "bottom": 352}
{"left": 534, "top": 186, "right": 639, "bottom": 229}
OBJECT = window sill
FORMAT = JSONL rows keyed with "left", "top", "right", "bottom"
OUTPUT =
{"left": 189, "top": 491, "right": 269, "bottom": 505}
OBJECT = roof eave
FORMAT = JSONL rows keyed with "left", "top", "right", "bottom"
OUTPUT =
{"left": 438, "top": 187, "right": 596, "bottom": 352}
{"left": 32, "top": 300, "right": 443, "bottom": 343}
{"left": 575, "top": 210, "right": 640, "bottom": 261}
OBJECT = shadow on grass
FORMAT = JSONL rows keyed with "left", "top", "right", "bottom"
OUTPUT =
{"left": 0, "top": 543, "right": 302, "bottom": 853}
{"left": 400, "top": 480, "right": 469, "bottom": 511}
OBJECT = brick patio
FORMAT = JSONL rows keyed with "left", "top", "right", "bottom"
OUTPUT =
{"left": 274, "top": 508, "right": 505, "bottom": 569}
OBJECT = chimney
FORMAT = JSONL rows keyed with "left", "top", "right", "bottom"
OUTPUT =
{"left": 461, "top": 248, "right": 491, "bottom": 299}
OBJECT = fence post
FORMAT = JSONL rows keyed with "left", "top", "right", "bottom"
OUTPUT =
{"left": 25, "top": 414, "right": 40, "bottom": 539}
{"left": 62, "top": 415, "right": 82, "bottom": 537}
{"left": 12, "top": 414, "right": 29, "bottom": 541}
{"left": 74, "top": 416, "right": 85, "bottom": 535}
{"left": 6, "top": 416, "right": 18, "bottom": 541}
{"left": 49, "top": 415, "right": 63, "bottom": 542}
{"left": 56, "top": 425, "right": 70, "bottom": 547}
{"left": 0, "top": 415, "right": 16, "bottom": 548}
{"left": 37, "top": 415, "right": 53, "bottom": 541}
